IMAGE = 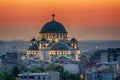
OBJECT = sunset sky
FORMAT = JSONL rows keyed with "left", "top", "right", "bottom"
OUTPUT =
{"left": 0, "top": 0, "right": 120, "bottom": 40}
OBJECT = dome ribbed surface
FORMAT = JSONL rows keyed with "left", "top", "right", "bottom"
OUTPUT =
{"left": 40, "top": 20, "right": 67, "bottom": 33}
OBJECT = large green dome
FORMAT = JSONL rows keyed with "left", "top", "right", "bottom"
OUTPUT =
{"left": 40, "top": 20, "right": 67, "bottom": 33}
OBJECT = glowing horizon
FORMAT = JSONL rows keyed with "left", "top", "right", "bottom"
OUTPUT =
{"left": 0, "top": 0, "right": 120, "bottom": 40}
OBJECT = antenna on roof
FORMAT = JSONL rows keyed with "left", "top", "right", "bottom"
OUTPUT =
{"left": 52, "top": 14, "right": 55, "bottom": 21}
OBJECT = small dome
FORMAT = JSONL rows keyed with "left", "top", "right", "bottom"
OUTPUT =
{"left": 70, "top": 37, "right": 77, "bottom": 43}
{"left": 31, "top": 38, "right": 37, "bottom": 42}
{"left": 51, "top": 42, "right": 68, "bottom": 50}
{"left": 28, "top": 44, "right": 38, "bottom": 50}
{"left": 40, "top": 20, "right": 67, "bottom": 33}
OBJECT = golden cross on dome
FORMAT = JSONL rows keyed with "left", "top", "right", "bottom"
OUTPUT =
{"left": 52, "top": 14, "right": 55, "bottom": 21}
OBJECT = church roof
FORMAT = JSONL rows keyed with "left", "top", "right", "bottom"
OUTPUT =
{"left": 51, "top": 42, "right": 69, "bottom": 50}
{"left": 70, "top": 37, "right": 77, "bottom": 43}
{"left": 28, "top": 43, "right": 39, "bottom": 50}
{"left": 31, "top": 38, "right": 37, "bottom": 42}
{"left": 40, "top": 38, "right": 49, "bottom": 43}
{"left": 40, "top": 20, "right": 67, "bottom": 33}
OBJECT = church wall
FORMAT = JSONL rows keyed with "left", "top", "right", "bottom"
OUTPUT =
{"left": 26, "top": 50, "right": 40, "bottom": 60}
{"left": 39, "top": 50, "right": 49, "bottom": 62}
{"left": 49, "top": 50, "right": 80, "bottom": 61}
{"left": 39, "top": 33, "right": 68, "bottom": 41}
{"left": 70, "top": 50, "right": 80, "bottom": 61}
{"left": 27, "top": 50, "right": 39, "bottom": 56}
{"left": 49, "top": 50, "right": 71, "bottom": 56}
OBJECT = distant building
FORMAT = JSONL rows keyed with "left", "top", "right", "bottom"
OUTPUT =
{"left": 89, "top": 48, "right": 120, "bottom": 63}
{"left": 64, "top": 64, "right": 79, "bottom": 74}
{"left": 86, "top": 72, "right": 113, "bottom": 80}
{"left": 3, "top": 52, "right": 22, "bottom": 64}
{"left": 85, "top": 48, "right": 120, "bottom": 79}
{"left": 89, "top": 49, "right": 108, "bottom": 62}
{"left": 116, "top": 48, "right": 120, "bottom": 64}
{"left": 26, "top": 14, "right": 80, "bottom": 62}
{"left": 0, "top": 56, "right": 3, "bottom": 63}
{"left": 83, "top": 62, "right": 114, "bottom": 80}
{"left": 16, "top": 72, "right": 59, "bottom": 80}
{"left": 107, "top": 48, "right": 120, "bottom": 63}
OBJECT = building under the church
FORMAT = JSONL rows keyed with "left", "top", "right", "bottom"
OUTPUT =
{"left": 26, "top": 14, "right": 80, "bottom": 62}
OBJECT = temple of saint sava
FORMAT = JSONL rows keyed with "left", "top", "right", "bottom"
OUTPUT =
{"left": 26, "top": 14, "right": 80, "bottom": 63}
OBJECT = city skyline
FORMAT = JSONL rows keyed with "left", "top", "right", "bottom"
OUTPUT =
{"left": 0, "top": 0, "right": 120, "bottom": 40}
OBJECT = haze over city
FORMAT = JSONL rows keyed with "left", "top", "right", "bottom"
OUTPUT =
{"left": 0, "top": 0, "right": 120, "bottom": 40}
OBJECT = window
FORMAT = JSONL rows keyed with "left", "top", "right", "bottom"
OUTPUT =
{"left": 22, "top": 76, "right": 27, "bottom": 79}
{"left": 43, "top": 76, "right": 46, "bottom": 80}
{"left": 29, "top": 76, "right": 34, "bottom": 79}
{"left": 49, "top": 76, "right": 51, "bottom": 80}
{"left": 38, "top": 76, "right": 41, "bottom": 80}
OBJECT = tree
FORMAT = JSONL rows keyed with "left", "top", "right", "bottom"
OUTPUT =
{"left": 61, "top": 71, "right": 69, "bottom": 80}
{"left": 46, "top": 64, "right": 56, "bottom": 71}
{"left": 65, "top": 73, "right": 80, "bottom": 80}
{"left": 46, "top": 64, "right": 80, "bottom": 80}
{"left": 55, "top": 65, "right": 64, "bottom": 73}
{"left": 29, "top": 67, "right": 45, "bottom": 72}
{"left": 0, "top": 71, "right": 15, "bottom": 80}
{"left": 17, "top": 65, "right": 28, "bottom": 72}
{"left": 11, "top": 65, "right": 20, "bottom": 77}
{"left": 0, "top": 71, "right": 8, "bottom": 80}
